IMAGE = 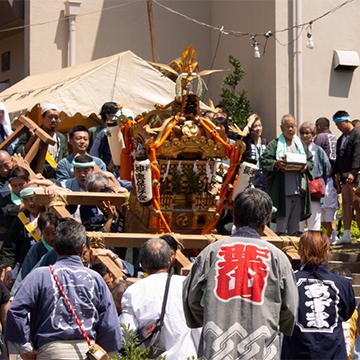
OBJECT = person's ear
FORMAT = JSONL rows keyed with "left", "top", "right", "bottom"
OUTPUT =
{"left": 166, "top": 259, "right": 172, "bottom": 271}
{"left": 78, "top": 243, "right": 85, "bottom": 257}
{"left": 140, "top": 259, "right": 145, "bottom": 272}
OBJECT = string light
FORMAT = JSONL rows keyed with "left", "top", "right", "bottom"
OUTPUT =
{"left": 251, "top": 36, "right": 261, "bottom": 59}
{"left": 306, "top": 23, "right": 315, "bottom": 49}
{"left": 152, "top": 0, "right": 354, "bottom": 55}
{"left": 0, "top": 0, "right": 354, "bottom": 57}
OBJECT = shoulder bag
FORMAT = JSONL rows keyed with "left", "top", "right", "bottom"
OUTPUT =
{"left": 137, "top": 273, "right": 172, "bottom": 359}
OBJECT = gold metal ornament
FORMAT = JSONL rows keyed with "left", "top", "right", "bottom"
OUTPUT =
{"left": 176, "top": 213, "right": 190, "bottom": 227}
{"left": 116, "top": 115, "right": 128, "bottom": 127}
{"left": 182, "top": 121, "right": 199, "bottom": 137}
{"left": 213, "top": 212, "right": 221, "bottom": 220}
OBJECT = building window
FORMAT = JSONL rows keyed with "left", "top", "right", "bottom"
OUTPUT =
{"left": 1, "top": 52, "right": 10, "bottom": 72}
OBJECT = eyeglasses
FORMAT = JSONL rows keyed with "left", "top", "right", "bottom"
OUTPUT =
{"left": 45, "top": 114, "right": 59, "bottom": 120}
{"left": 300, "top": 131, "right": 312, "bottom": 135}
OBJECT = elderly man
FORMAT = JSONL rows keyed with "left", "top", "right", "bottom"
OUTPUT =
{"left": 112, "top": 280, "right": 132, "bottom": 316}
{"left": 56, "top": 125, "right": 106, "bottom": 182}
{"left": 183, "top": 188, "right": 298, "bottom": 360}
{"left": 14, "top": 103, "right": 68, "bottom": 179}
{"left": 4, "top": 218, "right": 122, "bottom": 359}
{"left": 260, "top": 114, "right": 314, "bottom": 235}
{"left": 332, "top": 110, "right": 360, "bottom": 244}
{"left": 60, "top": 154, "right": 96, "bottom": 220}
{"left": 120, "top": 238, "right": 199, "bottom": 360}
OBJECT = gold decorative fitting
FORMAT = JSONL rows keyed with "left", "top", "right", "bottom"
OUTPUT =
{"left": 214, "top": 212, "right": 221, "bottom": 220}
{"left": 152, "top": 179, "right": 159, "bottom": 187}
{"left": 116, "top": 115, "right": 128, "bottom": 127}
{"left": 235, "top": 140, "right": 247, "bottom": 155}
{"left": 154, "top": 210, "right": 161, "bottom": 217}
{"left": 227, "top": 184, "right": 233, "bottom": 191}
{"left": 176, "top": 213, "right": 190, "bottom": 227}
{"left": 182, "top": 120, "right": 199, "bottom": 137}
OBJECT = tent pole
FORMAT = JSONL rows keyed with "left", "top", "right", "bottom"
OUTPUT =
{"left": 147, "top": 0, "right": 158, "bottom": 63}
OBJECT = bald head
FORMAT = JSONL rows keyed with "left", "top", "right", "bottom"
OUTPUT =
{"left": 140, "top": 238, "right": 171, "bottom": 273}
{"left": 0, "top": 151, "right": 10, "bottom": 160}
{"left": 0, "top": 151, "right": 13, "bottom": 178}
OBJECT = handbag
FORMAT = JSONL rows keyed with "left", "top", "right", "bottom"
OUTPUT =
{"left": 138, "top": 273, "right": 172, "bottom": 359}
{"left": 49, "top": 265, "right": 108, "bottom": 360}
{"left": 309, "top": 178, "right": 325, "bottom": 198}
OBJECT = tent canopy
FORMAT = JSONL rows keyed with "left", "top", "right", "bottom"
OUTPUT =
{"left": 0, "top": 51, "right": 178, "bottom": 120}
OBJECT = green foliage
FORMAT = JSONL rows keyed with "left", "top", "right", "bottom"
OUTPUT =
{"left": 110, "top": 324, "right": 198, "bottom": 360}
{"left": 170, "top": 171, "right": 183, "bottom": 195}
{"left": 111, "top": 324, "right": 151, "bottom": 360}
{"left": 336, "top": 203, "right": 359, "bottom": 241}
{"left": 185, "top": 169, "right": 202, "bottom": 195}
{"left": 218, "top": 55, "right": 252, "bottom": 126}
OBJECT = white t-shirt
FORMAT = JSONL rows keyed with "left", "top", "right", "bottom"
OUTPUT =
{"left": 120, "top": 273, "right": 200, "bottom": 360}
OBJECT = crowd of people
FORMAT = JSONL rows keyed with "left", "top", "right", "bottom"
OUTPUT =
{"left": 0, "top": 99, "right": 358, "bottom": 360}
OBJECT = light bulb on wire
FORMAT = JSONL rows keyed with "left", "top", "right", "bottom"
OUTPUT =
{"left": 306, "top": 22, "right": 315, "bottom": 50}
{"left": 306, "top": 33, "right": 315, "bottom": 49}
{"left": 253, "top": 42, "right": 261, "bottom": 58}
{"left": 251, "top": 36, "right": 261, "bottom": 59}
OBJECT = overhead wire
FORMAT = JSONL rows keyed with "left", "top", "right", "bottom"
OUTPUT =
{"left": 0, "top": 0, "right": 143, "bottom": 34}
{"left": 153, "top": 0, "right": 355, "bottom": 47}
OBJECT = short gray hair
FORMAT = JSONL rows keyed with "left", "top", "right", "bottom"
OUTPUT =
{"left": 85, "top": 172, "right": 109, "bottom": 192}
{"left": 112, "top": 280, "right": 132, "bottom": 298}
{"left": 233, "top": 188, "right": 273, "bottom": 230}
{"left": 299, "top": 121, "right": 315, "bottom": 134}
{"left": 140, "top": 239, "right": 171, "bottom": 271}
{"left": 281, "top": 114, "right": 295, "bottom": 126}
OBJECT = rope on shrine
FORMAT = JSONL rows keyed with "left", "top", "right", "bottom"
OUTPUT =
{"left": 148, "top": 117, "right": 179, "bottom": 233}
{"left": 45, "top": 191, "right": 69, "bottom": 213}
{"left": 47, "top": 192, "right": 69, "bottom": 208}
{"left": 200, "top": 119, "right": 242, "bottom": 235}
{"left": 204, "top": 234, "right": 222, "bottom": 245}
{"left": 86, "top": 232, "right": 106, "bottom": 249}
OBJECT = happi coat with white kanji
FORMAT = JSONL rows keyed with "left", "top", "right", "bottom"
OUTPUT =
{"left": 281, "top": 263, "right": 356, "bottom": 360}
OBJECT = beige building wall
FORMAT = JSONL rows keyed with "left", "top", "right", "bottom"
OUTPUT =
{"left": 207, "top": 0, "right": 277, "bottom": 141}
{"left": 24, "top": 0, "right": 212, "bottom": 75}
{"left": 275, "top": 0, "right": 360, "bottom": 138}
{"left": 0, "top": 32, "right": 24, "bottom": 86}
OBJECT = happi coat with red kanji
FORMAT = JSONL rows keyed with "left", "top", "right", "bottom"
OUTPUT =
{"left": 183, "top": 226, "right": 299, "bottom": 360}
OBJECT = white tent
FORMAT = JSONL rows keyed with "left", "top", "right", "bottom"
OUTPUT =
{"left": 0, "top": 51, "right": 177, "bottom": 120}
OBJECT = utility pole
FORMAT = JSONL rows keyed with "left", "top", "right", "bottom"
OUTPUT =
{"left": 147, "top": 0, "right": 158, "bottom": 63}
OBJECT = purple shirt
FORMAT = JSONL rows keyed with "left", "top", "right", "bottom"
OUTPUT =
{"left": 313, "top": 130, "right": 337, "bottom": 161}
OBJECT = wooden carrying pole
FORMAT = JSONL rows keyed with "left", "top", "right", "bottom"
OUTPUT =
{"left": 0, "top": 115, "right": 56, "bottom": 174}
{"left": 33, "top": 190, "right": 286, "bottom": 271}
